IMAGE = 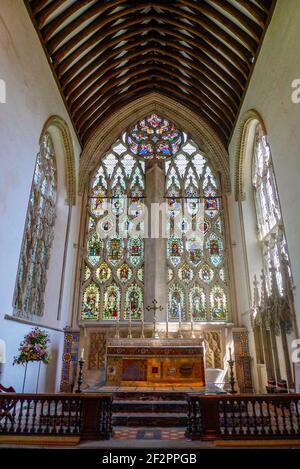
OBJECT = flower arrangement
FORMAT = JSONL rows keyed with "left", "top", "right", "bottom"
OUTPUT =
{"left": 13, "top": 327, "right": 51, "bottom": 365}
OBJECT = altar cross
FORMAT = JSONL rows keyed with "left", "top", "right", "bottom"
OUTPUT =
{"left": 146, "top": 299, "right": 164, "bottom": 314}
{"left": 146, "top": 299, "right": 163, "bottom": 339}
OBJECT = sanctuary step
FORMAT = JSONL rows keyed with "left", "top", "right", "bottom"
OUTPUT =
{"left": 112, "top": 391, "right": 188, "bottom": 427}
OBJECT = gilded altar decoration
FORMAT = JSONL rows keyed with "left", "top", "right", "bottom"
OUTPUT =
{"left": 106, "top": 339, "right": 205, "bottom": 386}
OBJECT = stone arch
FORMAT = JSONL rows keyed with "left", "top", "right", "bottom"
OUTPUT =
{"left": 40, "top": 116, "right": 76, "bottom": 205}
{"left": 234, "top": 109, "right": 267, "bottom": 202}
{"left": 79, "top": 92, "right": 229, "bottom": 194}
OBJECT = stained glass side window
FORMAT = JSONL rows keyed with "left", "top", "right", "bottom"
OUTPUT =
{"left": 166, "top": 140, "right": 230, "bottom": 321}
{"left": 13, "top": 133, "right": 57, "bottom": 318}
{"left": 252, "top": 129, "right": 291, "bottom": 295}
{"left": 81, "top": 138, "right": 145, "bottom": 320}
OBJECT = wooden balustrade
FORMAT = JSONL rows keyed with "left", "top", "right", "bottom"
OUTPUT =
{"left": 187, "top": 394, "right": 300, "bottom": 440}
{"left": 0, "top": 393, "right": 112, "bottom": 441}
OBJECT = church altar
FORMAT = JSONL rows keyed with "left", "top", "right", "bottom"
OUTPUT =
{"left": 106, "top": 338, "right": 205, "bottom": 387}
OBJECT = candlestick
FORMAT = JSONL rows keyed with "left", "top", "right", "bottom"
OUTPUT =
{"left": 127, "top": 306, "right": 132, "bottom": 339}
{"left": 190, "top": 314, "right": 195, "bottom": 339}
{"left": 178, "top": 303, "right": 183, "bottom": 338}
{"left": 115, "top": 315, "right": 120, "bottom": 339}
{"left": 166, "top": 312, "right": 169, "bottom": 338}
{"left": 141, "top": 315, "right": 145, "bottom": 339}
{"left": 75, "top": 358, "right": 85, "bottom": 394}
{"left": 227, "top": 350, "right": 237, "bottom": 394}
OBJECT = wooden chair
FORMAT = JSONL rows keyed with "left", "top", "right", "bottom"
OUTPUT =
{"left": 0, "top": 384, "right": 15, "bottom": 393}
{"left": 0, "top": 383, "right": 16, "bottom": 427}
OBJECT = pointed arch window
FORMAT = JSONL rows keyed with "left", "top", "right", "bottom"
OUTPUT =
{"left": 82, "top": 137, "right": 145, "bottom": 321}
{"left": 13, "top": 133, "right": 57, "bottom": 318}
{"left": 165, "top": 138, "right": 230, "bottom": 321}
{"left": 252, "top": 128, "right": 290, "bottom": 295}
{"left": 80, "top": 113, "right": 231, "bottom": 323}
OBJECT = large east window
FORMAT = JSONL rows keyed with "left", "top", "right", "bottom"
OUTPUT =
{"left": 80, "top": 114, "right": 230, "bottom": 322}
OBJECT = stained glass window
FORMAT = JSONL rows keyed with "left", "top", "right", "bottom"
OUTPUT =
{"left": 126, "top": 113, "right": 183, "bottom": 160}
{"left": 81, "top": 134, "right": 145, "bottom": 321}
{"left": 252, "top": 128, "right": 291, "bottom": 295}
{"left": 166, "top": 139, "right": 230, "bottom": 321}
{"left": 13, "top": 133, "right": 57, "bottom": 318}
{"left": 80, "top": 113, "right": 230, "bottom": 323}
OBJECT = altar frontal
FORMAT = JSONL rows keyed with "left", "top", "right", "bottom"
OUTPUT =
{"left": 106, "top": 339, "right": 205, "bottom": 387}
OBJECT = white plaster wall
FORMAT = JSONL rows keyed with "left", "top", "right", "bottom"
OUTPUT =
{"left": 228, "top": 0, "right": 300, "bottom": 387}
{"left": 0, "top": 1, "right": 81, "bottom": 392}
{"left": 229, "top": 0, "right": 300, "bottom": 329}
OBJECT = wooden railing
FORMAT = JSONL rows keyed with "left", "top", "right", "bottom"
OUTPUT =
{"left": 187, "top": 394, "right": 300, "bottom": 440}
{"left": 0, "top": 393, "right": 112, "bottom": 440}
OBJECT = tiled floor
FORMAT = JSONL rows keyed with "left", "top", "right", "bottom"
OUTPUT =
{"left": 114, "top": 427, "right": 186, "bottom": 441}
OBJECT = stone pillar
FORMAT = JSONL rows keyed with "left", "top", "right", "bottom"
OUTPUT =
{"left": 60, "top": 327, "right": 80, "bottom": 392}
{"left": 261, "top": 327, "right": 276, "bottom": 380}
{"left": 270, "top": 325, "right": 281, "bottom": 382}
{"left": 280, "top": 322, "right": 294, "bottom": 388}
{"left": 144, "top": 163, "right": 167, "bottom": 322}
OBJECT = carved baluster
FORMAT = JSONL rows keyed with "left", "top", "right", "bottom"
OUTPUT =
{"left": 52, "top": 399, "right": 58, "bottom": 434}
{"left": 281, "top": 401, "right": 288, "bottom": 435}
{"left": 58, "top": 400, "right": 65, "bottom": 434}
{"left": 186, "top": 399, "right": 192, "bottom": 437}
{"left": 237, "top": 400, "right": 243, "bottom": 435}
{"left": 263, "top": 399, "right": 272, "bottom": 435}
{"left": 223, "top": 400, "right": 229, "bottom": 435}
{"left": 9, "top": 399, "right": 17, "bottom": 434}
{"left": 196, "top": 400, "right": 202, "bottom": 435}
{"left": 295, "top": 398, "right": 300, "bottom": 435}
{"left": 23, "top": 398, "right": 31, "bottom": 433}
{"left": 30, "top": 399, "right": 38, "bottom": 433}
{"left": 37, "top": 399, "right": 45, "bottom": 433}
{"left": 273, "top": 400, "right": 281, "bottom": 434}
{"left": 288, "top": 400, "right": 295, "bottom": 435}
{"left": 218, "top": 400, "right": 223, "bottom": 435}
{"left": 16, "top": 398, "right": 24, "bottom": 433}
{"left": 108, "top": 397, "right": 113, "bottom": 437}
{"left": 240, "top": 400, "right": 247, "bottom": 436}
{"left": 74, "top": 398, "right": 81, "bottom": 434}
{"left": 44, "top": 399, "right": 51, "bottom": 433}
{"left": 252, "top": 400, "right": 259, "bottom": 435}
{"left": 258, "top": 400, "right": 265, "bottom": 435}
{"left": 2, "top": 398, "right": 9, "bottom": 432}
{"left": 66, "top": 399, "right": 72, "bottom": 434}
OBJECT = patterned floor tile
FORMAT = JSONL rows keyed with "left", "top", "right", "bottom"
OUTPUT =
{"left": 114, "top": 427, "right": 186, "bottom": 441}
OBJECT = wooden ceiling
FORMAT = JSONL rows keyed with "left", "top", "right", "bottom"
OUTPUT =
{"left": 25, "top": 0, "right": 276, "bottom": 146}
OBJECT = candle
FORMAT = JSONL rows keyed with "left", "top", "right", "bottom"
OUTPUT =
{"left": 229, "top": 347, "right": 232, "bottom": 361}
{"left": 80, "top": 347, "right": 85, "bottom": 360}
{"left": 178, "top": 303, "right": 182, "bottom": 323}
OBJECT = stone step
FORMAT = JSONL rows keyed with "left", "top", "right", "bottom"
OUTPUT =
{"left": 112, "top": 400, "right": 188, "bottom": 414}
{"left": 113, "top": 391, "right": 188, "bottom": 401}
{"left": 112, "top": 413, "right": 187, "bottom": 427}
